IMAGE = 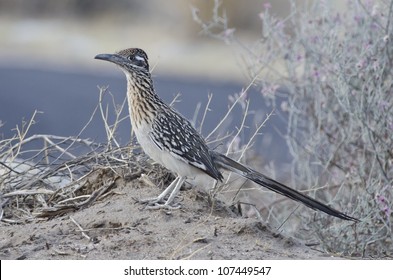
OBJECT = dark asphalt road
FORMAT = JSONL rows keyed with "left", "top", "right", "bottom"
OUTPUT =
{"left": 0, "top": 66, "right": 291, "bottom": 166}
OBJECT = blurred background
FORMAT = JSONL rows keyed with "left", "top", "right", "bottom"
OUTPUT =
{"left": 0, "top": 0, "right": 345, "bottom": 168}
{"left": 0, "top": 0, "right": 319, "bottom": 78}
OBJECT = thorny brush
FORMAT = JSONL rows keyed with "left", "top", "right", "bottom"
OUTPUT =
{"left": 0, "top": 82, "right": 270, "bottom": 227}
{"left": 193, "top": 0, "right": 393, "bottom": 258}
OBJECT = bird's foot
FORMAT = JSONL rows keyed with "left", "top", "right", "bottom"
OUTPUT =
{"left": 144, "top": 202, "right": 181, "bottom": 210}
{"left": 137, "top": 197, "right": 181, "bottom": 210}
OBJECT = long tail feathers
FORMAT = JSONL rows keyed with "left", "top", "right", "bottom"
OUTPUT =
{"left": 211, "top": 151, "right": 358, "bottom": 222}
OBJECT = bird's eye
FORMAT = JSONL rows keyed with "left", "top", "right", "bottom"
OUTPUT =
{"left": 129, "top": 54, "right": 147, "bottom": 68}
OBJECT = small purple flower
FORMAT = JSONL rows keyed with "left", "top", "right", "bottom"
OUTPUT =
{"left": 378, "top": 100, "right": 388, "bottom": 110}
{"left": 263, "top": 2, "right": 272, "bottom": 10}
{"left": 222, "top": 28, "right": 235, "bottom": 42}
{"left": 376, "top": 186, "right": 392, "bottom": 219}
{"left": 356, "top": 59, "right": 366, "bottom": 69}
{"left": 333, "top": 13, "right": 341, "bottom": 24}
{"left": 371, "top": 22, "right": 380, "bottom": 30}
{"left": 311, "top": 36, "right": 319, "bottom": 43}
{"left": 275, "top": 20, "right": 284, "bottom": 31}
{"left": 261, "top": 84, "right": 279, "bottom": 97}
{"left": 226, "top": 28, "right": 235, "bottom": 36}
{"left": 365, "top": 0, "right": 375, "bottom": 8}
{"left": 376, "top": 194, "right": 386, "bottom": 204}
{"left": 354, "top": 15, "right": 363, "bottom": 25}
{"left": 280, "top": 101, "right": 289, "bottom": 112}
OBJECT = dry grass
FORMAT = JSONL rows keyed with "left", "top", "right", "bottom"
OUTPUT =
{"left": 0, "top": 87, "right": 173, "bottom": 224}
{"left": 0, "top": 82, "right": 271, "bottom": 226}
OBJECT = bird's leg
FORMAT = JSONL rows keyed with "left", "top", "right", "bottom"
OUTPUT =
{"left": 163, "top": 177, "right": 186, "bottom": 206}
{"left": 139, "top": 176, "right": 179, "bottom": 204}
{"left": 139, "top": 176, "right": 184, "bottom": 209}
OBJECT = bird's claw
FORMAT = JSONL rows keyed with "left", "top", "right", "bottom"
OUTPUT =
{"left": 144, "top": 202, "right": 181, "bottom": 210}
{"left": 137, "top": 197, "right": 181, "bottom": 210}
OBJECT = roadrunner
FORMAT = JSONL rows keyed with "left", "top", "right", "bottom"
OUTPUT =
{"left": 95, "top": 48, "right": 358, "bottom": 221}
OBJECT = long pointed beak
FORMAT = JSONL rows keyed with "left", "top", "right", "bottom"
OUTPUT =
{"left": 94, "top": 53, "right": 113, "bottom": 61}
{"left": 94, "top": 53, "right": 126, "bottom": 66}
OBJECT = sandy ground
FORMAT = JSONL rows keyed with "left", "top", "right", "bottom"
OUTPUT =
{"left": 0, "top": 171, "right": 340, "bottom": 260}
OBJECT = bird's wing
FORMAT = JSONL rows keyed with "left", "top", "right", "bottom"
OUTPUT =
{"left": 149, "top": 109, "right": 223, "bottom": 181}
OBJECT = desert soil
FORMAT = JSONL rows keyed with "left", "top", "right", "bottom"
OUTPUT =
{"left": 0, "top": 172, "right": 342, "bottom": 260}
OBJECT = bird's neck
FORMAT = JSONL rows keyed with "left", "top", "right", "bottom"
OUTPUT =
{"left": 125, "top": 72, "right": 155, "bottom": 97}
{"left": 125, "top": 71, "right": 162, "bottom": 128}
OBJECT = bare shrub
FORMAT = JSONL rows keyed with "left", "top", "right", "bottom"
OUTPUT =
{"left": 193, "top": 0, "right": 393, "bottom": 257}
{"left": 0, "top": 80, "right": 268, "bottom": 227}
{"left": 0, "top": 87, "right": 171, "bottom": 223}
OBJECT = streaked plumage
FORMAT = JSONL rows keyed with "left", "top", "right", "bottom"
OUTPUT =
{"left": 95, "top": 48, "right": 358, "bottom": 221}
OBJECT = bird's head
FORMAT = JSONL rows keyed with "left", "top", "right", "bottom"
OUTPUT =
{"left": 95, "top": 48, "right": 150, "bottom": 74}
